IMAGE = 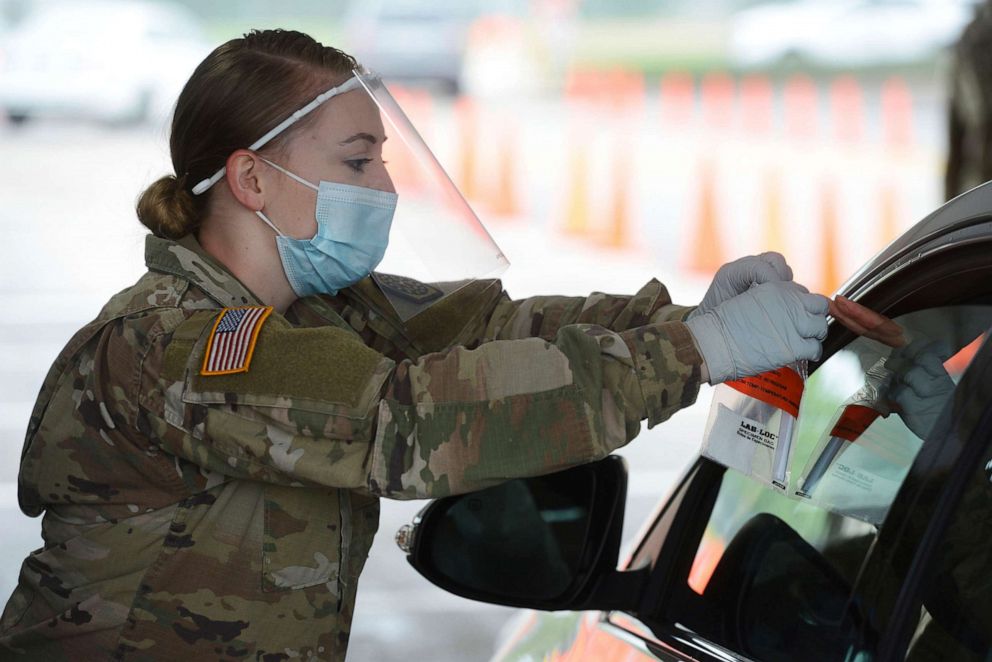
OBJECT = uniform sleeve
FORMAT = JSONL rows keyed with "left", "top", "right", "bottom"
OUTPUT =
{"left": 477, "top": 279, "right": 695, "bottom": 343}
{"left": 140, "top": 308, "right": 703, "bottom": 500}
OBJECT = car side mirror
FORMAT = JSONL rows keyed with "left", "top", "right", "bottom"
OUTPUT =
{"left": 702, "top": 513, "right": 868, "bottom": 660}
{"left": 397, "top": 456, "right": 649, "bottom": 611}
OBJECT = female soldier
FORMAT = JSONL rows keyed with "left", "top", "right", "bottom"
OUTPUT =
{"left": 0, "top": 30, "right": 828, "bottom": 660}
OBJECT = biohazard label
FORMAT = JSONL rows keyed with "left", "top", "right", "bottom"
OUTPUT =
{"left": 724, "top": 366, "right": 804, "bottom": 418}
{"left": 829, "top": 405, "right": 882, "bottom": 442}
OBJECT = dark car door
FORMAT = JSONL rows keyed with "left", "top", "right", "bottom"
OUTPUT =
{"left": 609, "top": 232, "right": 992, "bottom": 661}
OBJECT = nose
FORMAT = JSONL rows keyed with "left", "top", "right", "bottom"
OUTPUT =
{"left": 377, "top": 163, "right": 396, "bottom": 194}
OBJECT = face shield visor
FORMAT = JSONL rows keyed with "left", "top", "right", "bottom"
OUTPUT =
{"left": 192, "top": 67, "right": 509, "bottom": 320}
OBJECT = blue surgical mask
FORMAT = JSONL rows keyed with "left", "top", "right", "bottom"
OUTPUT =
{"left": 256, "top": 158, "right": 397, "bottom": 297}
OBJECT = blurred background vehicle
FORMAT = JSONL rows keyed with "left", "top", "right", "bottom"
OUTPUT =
{"left": 0, "top": 0, "right": 210, "bottom": 125}
{"left": 342, "top": 0, "right": 554, "bottom": 96}
{"left": 730, "top": 0, "right": 976, "bottom": 70}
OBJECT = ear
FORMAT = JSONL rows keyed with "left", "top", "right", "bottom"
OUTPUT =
{"left": 223, "top": 149, "right": 266, "bottom": 211}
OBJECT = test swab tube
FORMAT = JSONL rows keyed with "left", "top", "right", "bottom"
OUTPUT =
{"left": 771, "top": 412, "right": 795, "bottom": 489}
{"left": 798, "top": 436, "right": 846, "bottom": 497}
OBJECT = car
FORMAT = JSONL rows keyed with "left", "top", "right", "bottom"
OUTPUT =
{"left": 729, "top": 0, "right": 975, "bottom": 69}
{"left": 396, "top": 181, "right": 992, "bottom": 661}
{"left": 0, "top": 0, "right": 211, "bottom": 125}
{"left": 342, "top": 0, "right": 545, "bottom": 96}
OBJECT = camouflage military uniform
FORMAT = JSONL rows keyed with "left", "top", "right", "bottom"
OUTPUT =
{"left": 0, "top": 234, "right": 703, "bottom": 661}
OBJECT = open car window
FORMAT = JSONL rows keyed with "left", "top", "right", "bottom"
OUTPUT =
{"left": 628, "top": 268, "right": 992, "bottom": 661}
{"left": 791, "top": 304, "right": 991, "bottom": 524}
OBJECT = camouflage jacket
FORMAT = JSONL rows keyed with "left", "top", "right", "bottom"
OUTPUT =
{"left": 0, "top": 234, "right": 703, "bottom": 661}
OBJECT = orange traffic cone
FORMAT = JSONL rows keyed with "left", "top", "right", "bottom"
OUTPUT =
{"left": 605, "top": 139, "right": 631, "bottom": 248}
{"left": 563, "top": 142, "right": 590, "bottom": 236}
{"left": 881, "top": 76, "right": 913, "bottom": 150}
{"left": 819, "top": 181, "right": 843, "bottom": 294}
{"left": 879, "top": 183, "right": 901, "bottom": 247}
{"left": 456, "top": 97, "right": 478, "bottom": 201}
{"left": 783, "top": 74, "right": 818, "bottom": 139}
{"left": 660, "top": 72, "right": 695, "bottom": 126}
{"left": 489, "top": 129, "right": 521, "bottom": 218}
{"left": 762, "top": 169, "right": 786, "bottom": 254}
{"left": 740, "top": 75, "right": 773, "bottom": 135}
{"left": 686, "top": 160, "right": 724, "bottom": 274}
{"left": 700, "top": 73, "right": 734, "bottom": 129}
{"left": 830, "top": 76, "right": 865, "bottom": 143}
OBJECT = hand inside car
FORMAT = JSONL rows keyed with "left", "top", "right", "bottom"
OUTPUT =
{"left": 887, "top": 338, "right": 955, "bottom": 439}
{"left": 829, "top": 296, "right": 955, "bottom": 439}
{"left": 829, "top": 295, "right": 907, "bottom": 348}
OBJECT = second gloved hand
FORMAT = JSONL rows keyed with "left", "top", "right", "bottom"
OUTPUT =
{"left": 888, "top": 339, "right": 955, "bottom": 440}
{"left": 685, "top": 280, "right": 829, "bottom": 384}
{"left": 688, "top": 252, "right": 794, "bottom": 320}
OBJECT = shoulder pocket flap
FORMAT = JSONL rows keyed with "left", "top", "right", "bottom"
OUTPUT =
{"left": 182, "top": 319, "right": 392, "bottom": 418}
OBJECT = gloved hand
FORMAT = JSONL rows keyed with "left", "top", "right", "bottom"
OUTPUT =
{"left": 688, "top": 252, "right": 794, "bottom": 320}
{"left": 888, "top": 339, "right": 955, "bottom": 440}
{"left": 685, "top": 280, "right": 829, "bottom": 384}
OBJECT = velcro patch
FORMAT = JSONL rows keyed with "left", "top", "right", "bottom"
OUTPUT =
{"left": 373, "top": 273, "right": 443, "bottom": 304}
{"left": 201, "top": 306, "right": 273, "bottom": 376}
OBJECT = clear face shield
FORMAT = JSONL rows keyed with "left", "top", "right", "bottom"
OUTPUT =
{"left": 354, "top": 70, "right": 509, "bottom": 319}
{"left": 192, "top": 67, "right": 509, "bottom": 320}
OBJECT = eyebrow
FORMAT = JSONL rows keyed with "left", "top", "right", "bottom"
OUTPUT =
{"left": 339, "top": 132, "right": 386, "bottom": 145}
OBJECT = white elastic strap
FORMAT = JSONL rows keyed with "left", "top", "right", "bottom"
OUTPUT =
{"left": 254, "top": 210, "right": 285, "bottom": 236}
{"left": 259, "top": 157, "right": 319, "bottom": 192}
{"left": 191, "top": 75, "right": 364, "bottom": 196}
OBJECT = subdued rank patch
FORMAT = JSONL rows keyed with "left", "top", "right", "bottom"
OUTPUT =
{"left": 373, "top": 272, "right": 443, "bottom": 304}
{"left": 201, "top": 306, "right": 273, "bottom": 376}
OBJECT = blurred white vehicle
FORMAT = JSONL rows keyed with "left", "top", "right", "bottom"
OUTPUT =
{"left": 344, "top": 0, "right": 549, "bottom": 96}
{"left": 730, "top": 0, "right": 976, "bottom": 69}
{"left": 0, "top": 0, "right": 211, "bottom": 125}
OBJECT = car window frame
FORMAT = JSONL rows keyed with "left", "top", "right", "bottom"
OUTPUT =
{"left": 613, "top": 239, "right": 992, "bottom": 661}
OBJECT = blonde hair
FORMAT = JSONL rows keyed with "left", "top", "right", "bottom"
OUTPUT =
{"left": 136, "top": 29, "right": 357, "bottom": 238}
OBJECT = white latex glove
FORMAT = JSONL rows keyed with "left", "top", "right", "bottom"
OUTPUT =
{"left": 888, "top": 339, "right": 955, "bottom": 440}
{"left": 685, "top": 280, "right": 829, "bottom": 384}
{"left": 687, "top": 252, "right": 794, "bottom": 320}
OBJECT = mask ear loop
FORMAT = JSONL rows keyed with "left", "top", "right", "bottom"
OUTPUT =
{"left": 255, "top": 210, "right": 285, "bottom": 236}
{"left": 259, "top": 157, "right": 319, "bottom": 192}
{"left": 254, "top": 157, "right": 321, "bottom": 236}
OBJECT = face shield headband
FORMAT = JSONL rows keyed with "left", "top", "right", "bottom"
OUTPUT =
{"left": 191, "top": 74, "right": 365, "bottom": 196}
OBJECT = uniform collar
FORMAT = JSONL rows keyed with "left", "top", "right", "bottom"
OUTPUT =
{"left": 145, "top": 234, "right": 263, "bottom": 308}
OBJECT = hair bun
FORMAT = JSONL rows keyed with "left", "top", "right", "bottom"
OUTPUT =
{"left": 136, "top": 174, "right": 199, "bottom": 239}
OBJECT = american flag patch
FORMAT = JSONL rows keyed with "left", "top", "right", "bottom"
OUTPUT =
{"left": 200, "top": 306, "right": 273, "bottom": 376}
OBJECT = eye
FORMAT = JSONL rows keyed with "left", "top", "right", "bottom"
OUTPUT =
{"left": 345, "top": 158, "right": 374, "bottom": 173}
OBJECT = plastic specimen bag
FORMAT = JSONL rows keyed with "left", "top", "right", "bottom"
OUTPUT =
{"left": 794, "top": 356, "right": 919, "bottom": 524}
{"left": 700, "top": 362, "right": 806, "bottom": 492}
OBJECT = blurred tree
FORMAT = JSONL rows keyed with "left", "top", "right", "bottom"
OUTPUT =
{"left": 946, "top": 1, "right": 992, "bottom": 200}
